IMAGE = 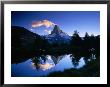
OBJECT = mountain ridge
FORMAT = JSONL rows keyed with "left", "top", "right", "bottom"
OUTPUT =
{"left": 11, "top": 25, "right": 71, "bottom": 46}
{"left": 44, "top": 25, "right": 71, "bottom": 44}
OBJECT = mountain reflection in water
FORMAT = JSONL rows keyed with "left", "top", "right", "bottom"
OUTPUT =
{"left": 11, "top": 53, "right": 98, "bottom": 77}
{"left": 31, "top": 55, "right": 85, "bottom": 71}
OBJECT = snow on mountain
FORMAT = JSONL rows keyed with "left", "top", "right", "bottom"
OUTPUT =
{"left": 44, "top": 25, "right": 71, "bottom": 44}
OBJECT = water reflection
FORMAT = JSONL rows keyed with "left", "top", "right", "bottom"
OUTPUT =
{"left": 11, "top": 53, "right": 98, "bottom": 77}
{"left": 30, "top": 54, "right": 86, "bottom": 71}
{"left": 31, "top": 55, "right": 55, "bottom": 71}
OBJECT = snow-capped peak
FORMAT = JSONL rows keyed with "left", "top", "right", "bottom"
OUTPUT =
{"left": 44, "top": 25, "right": 71, "bottom": 43}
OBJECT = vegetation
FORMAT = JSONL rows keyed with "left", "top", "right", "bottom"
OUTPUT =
{"left": 47, "top": 59, "right": 100, "bottom": 77}
{"left": 11, "top": 27, "right": 100, "bottom": 77}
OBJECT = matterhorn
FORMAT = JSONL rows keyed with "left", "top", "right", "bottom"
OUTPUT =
{"left": 45, "top": 25, "right": 71, "bottom": 44}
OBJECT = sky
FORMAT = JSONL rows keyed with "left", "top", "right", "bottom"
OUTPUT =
{"left": 11, "top": 11, "right": 100, "bottom": 37}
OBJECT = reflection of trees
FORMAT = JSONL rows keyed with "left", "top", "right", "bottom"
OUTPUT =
{"left": 30, "top": 49, "right": 98, "bottom": 71}
{"left": 83, "top": 48, "right": 97, "bottom": 64}
{"left": 31, "top": 54, "right": 66, "bottom": 71}
{"left": 70, "top": 46, "right": 98, "bottom": 68}
{"left": 70, "top": 53, "right": 81, "bottom": 67}
{"left": 31, "top": 55, "right": 47, "bottom": 70}
{"left": 31, "top": 57, "right": 39, "bottom": 70}
{"left": 48, "top": 52, "right": 99, "bottom": 77}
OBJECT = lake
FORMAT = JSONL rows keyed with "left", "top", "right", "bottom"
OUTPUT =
{"left": 11, "top": 54, "right": 87, "bottom": 77}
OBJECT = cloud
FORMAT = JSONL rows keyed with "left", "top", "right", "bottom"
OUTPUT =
{"left": 38, "top": 63, "right": 55, "bottom": 71}
{"left": 32, "top": 20, "right": 55, "bottom": 28}
{"left": 32, "top": 62, "right": 55, "bottom": 71}
{"left": 44, "top": 29, "right": 51, "bottom": 34}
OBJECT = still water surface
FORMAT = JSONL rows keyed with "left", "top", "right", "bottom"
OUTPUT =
{"left": 11, "top": 54, "right": 86, "bottom": 77}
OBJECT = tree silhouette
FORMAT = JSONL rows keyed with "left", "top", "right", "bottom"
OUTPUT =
{"left": 70, "top": 30, "right": 83, "bottom": 53}
{"left": 83, "top": 32, "right": 91, "bottom": 54}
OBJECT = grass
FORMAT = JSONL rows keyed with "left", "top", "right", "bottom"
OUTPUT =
{"left": 47, "top": 58, "right": 100, "bottom": 77}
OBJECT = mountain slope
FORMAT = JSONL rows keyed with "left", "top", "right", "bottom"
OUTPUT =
{"left": 11, "top": 26, "right": 38, "bottom": 48}
{"left": 45, "top": 25, "right": 71, "bottom": 44}
{"left": 11, "top": 26, "right": 42, "bottom": 60}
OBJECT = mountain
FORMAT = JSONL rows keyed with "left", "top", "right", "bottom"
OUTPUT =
{"left": 11, "top": 26, "right": 42, "bottom": 59}
{"left": 11, "top": 26, "right": 38, "bottom": 48}
{"left": 51, "top": 55, "right": 64, "bottom": 65}
{"left": 45, "top": 25, "right": 71, "bottom": 44}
